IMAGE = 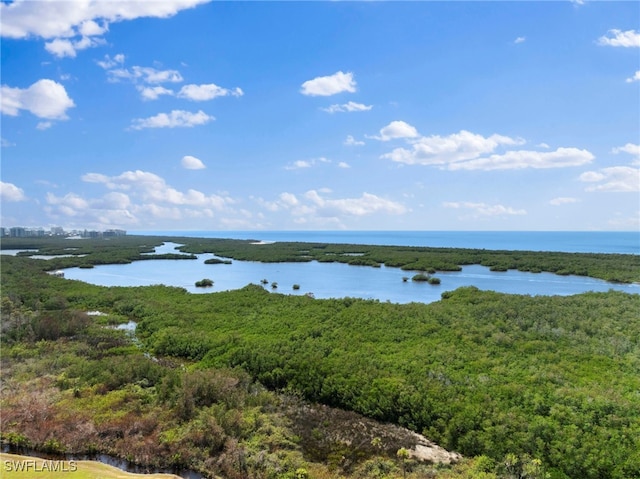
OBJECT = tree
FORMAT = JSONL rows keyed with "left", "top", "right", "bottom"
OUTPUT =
{"left": 397, "top": 447, "right": 410, "bottom": 479}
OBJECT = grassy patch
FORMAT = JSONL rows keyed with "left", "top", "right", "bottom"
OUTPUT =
{"left": 0, "top": 453, "right": 181, "bottom": 479}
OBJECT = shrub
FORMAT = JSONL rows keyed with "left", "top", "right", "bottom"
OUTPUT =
{"left": 411, "top": 273, "right": 430, "bottom": 282}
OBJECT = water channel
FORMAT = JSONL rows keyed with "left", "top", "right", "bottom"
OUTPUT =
{"left": 59, "top": 242, "right": 638, "bottom": 303}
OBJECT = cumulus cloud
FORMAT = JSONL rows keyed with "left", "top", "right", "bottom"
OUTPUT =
{"left": 1, "top": 79, "right": 75, "bottom": 120}
{"left": 344, "top": 135, "right": 365, "bottom": 146}
{"left": 371, "top": 120, "right": 419, "bottom": 141}
{"left": 305, "top": 190, "right": 406, "bottom": 216}
{"left": 1, "top": 181, "right": 27, "bottom": 202}
{"left": 626, "top": 71, "right": 640, "bottom": 83}
{"left": 108, "top": 65, "right": 183, "bottom": 84}
{"left": 178, "top": 83, "right": 243, "bottom": 101}
{"left": 100, "top": 60, "right": 244, "bottom": 102}
{"left": 447, "top": 147, "right": 594, "bottom": 171}
{"left": 45, "top": 191, "right": 137, "bottom": 226}
{"left": 285, "top": 157, "right": 331, "bottom": 170}
{"left": 612, "top": 143, "right": 640, "bottom": 163}
{"left": 137, "top": 86, "right": 174, "bottom": 101}
{"left": 338, "top": 162, "right": 351, "bottom": 169}
{"left": 322, "top": 101, "right": 372, "bottom": 113}
{"left": 382, "top": 129, "right": 523, "bottom": 165}
{"left": 1, "top": 0, "right": 209, "bottom": 56}
{"left": 81, "top": 169, "right": 232, "bottom": 208}
{"left": 549, "top": 197, "right": 580, "bottom": 206}
{"left": 597, "top": 29, "right": 640, "bottom": 47}
{"left": 579, "top": 166, "right": 640, "bottom": 192}
{"left": 181, "top": 155, "right": 206, "bottom": 170}
{"left": 44, "top": 168, "right": 249, "bottom": 229}
{"left": 45, "top": 35, "right": 105, "bottom": 58}
{"left": 443, "top": 201, "right": 526, "bottom": 217}
{"left": 258, "top": 190, "right": 406, "bottom": 221}
{"left": 379, "top": 128, "right": 593, "bottom": 171}
{"left": 130, "top": 110, "right": 213, "bottom": 129}
{"left": 514, "top": 36, "right": 526, "bottom": 44}
{"left": 301, "top": 71, "right": 356, "bottom": 96}
{"left": 96, "top": 53, "right": 125, "bottom": 69}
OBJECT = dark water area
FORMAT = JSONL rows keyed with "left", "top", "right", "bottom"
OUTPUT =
{"left": 1, "top": 445, "right": 206, "bottom": 479}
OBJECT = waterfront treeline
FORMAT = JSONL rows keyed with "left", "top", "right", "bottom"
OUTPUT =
{"left": 2, "top": 235, "right": 639, "bottom": 283}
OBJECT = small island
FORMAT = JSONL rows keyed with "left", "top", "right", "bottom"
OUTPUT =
{"left": 412, "top": 273, "right": 441, "bottom": 284}
{"left": 195, "top": 278, "right": 214, "bottom": 287}
{"left": 204, "top": 258, "right": 232, "bottom": 265}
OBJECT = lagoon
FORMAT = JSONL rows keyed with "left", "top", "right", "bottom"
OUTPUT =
{"left": 62, "top": 242, "right": 639, "bottom": 304}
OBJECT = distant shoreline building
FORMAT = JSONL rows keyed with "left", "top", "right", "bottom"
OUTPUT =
{"left": 0, "top": 227, "right": 126, "bottom": 238}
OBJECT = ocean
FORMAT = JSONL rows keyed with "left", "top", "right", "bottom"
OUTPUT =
{"left": 132, "top": 231, "right": 640, "bottom": 255}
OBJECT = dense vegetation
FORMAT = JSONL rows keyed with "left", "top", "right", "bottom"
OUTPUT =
{"left": 2, "top": 236, "right": 640, "bottom": 479}
{"left": 2, "top": 235, "right": 639, "bottom": 283}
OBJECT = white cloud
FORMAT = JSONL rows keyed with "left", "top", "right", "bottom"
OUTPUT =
{"left": 108, "top": 65, "right": 183, "bottom": 84}
{"left": 80, "top": 169, "right": 233, "bottom": 210}
{"left": 626, "top": 71, "right": 640, "bottom": 83}
{"left": 514, "top": 36, "right": 526, "bottom": 44}
{"left": 447, "top": 147, "right": 594, "bottom": 171}
{"left": 300, "top": 71, "right": 356, "bottom": 96}
{"left": 45, "top": 191, "right": 137, "bottom": 226}
{"left": 1, "top": 0, "right": 210, "bottom": 57}
{"left": 338, "top": 162, "right": 351, "bottom": 169}
{"left": 597, "top": 29, "right": 640, "bottom": 47}
{"left": 97, "top": 53, "right": 125, "bottom": 69}
{"left": 579, "top": 166, "right": 640, "bottom": 192}
{"left": 46, "top": 192, "right": 90, "bottom": 212}
{"left": 1, "top": 79, "right": 75, "bottom": 120}
{"left": 285, "top": 157, "right": 330, "bottom": 170}
{"left": 443, "top": 201, "right": 526, "bottom": 217}
{"left": 1, "top": 138, "right": 15, "bottom": 147}
{"left": 344, "top": 135, "right": 364, "bottom": 146}
{"left": 1, "top": 182, "right": 27, "bottom": 202}
{"left": 181, "top": 155, "right": 206, "bottom": 170}
{"left": 382, "top": 129, "right": 523, "bottom": 164}
{"left": 286, "top": 160, "right": 313, "bottom": 170}
{"left": 371, "top": 120, "right": 419, "bottom": 141}
{"left": 36, "top": 121, "right": 53, "bottom": 130}
{"left": 130, "top": 110, "right": 213, "bottom": 129}
{"left": 258, "top": 190, "right": 406, "bottom": 220}
{"left": 279, "top": 192, "right": 299, "bottom": 207}
{"left": 177, "top": 83, "right": 243, "bottom": 101}
{"left": 322, "top": 101, "right": 372, "bottom": 113}
{"left": 45, "top": 35, "right": 105, "bottom": 58}
{"left": 137, "top": 86, "right": 174, "bottom": 101}
{"left": 78, "top": 19, "right": 108, "bottom": 37}
{"left": 549, "top": 197, "right": 580, "bottom": 206}
{"left": 612, "top": 143, "right": 640, "bottom": 164}
{"left": 379, "top": 128, "right": 593, "bottom": 171}
{"left": 46, "top": 169, "right": 249, "bottom": 230}
{"left": 304, "top": 190, "right": 406, "bottom": 216}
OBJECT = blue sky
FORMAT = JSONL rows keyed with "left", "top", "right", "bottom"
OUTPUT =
{"left": 1, "top": 1, "right": 639, "bottom": 232}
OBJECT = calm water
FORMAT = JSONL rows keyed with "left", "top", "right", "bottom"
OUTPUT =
{"left": 62, "top": 241, "right": 640, "bottom": 304}
{"left": 134, "top": 230, "right": 640, "bottom": 254}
